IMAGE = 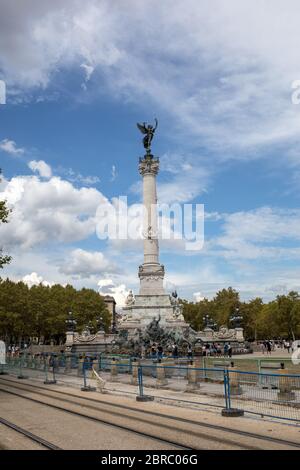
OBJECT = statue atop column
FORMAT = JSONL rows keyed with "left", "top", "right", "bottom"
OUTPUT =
{"left": 137, "top": 118, "right": 158, "bottom": 155}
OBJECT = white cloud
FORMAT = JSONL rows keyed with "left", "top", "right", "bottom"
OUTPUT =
{"left": 28, "top": 160, "right": 52, "bottom": 178}
{"left": 98, "top": 278, "right": 129, "bottom": 308}
{"left": 0, "top": 139, "right": 24, "bottom": 155}
{"left": 59, "top": 248, "right": 116, "bottom": 278}
{"left": 209, "top": 207, "right": 300, "bottom": 260}
{"left": 57, "top": 167, "right": 100, "bottom": 185}
{"left": 131, "top": 153, "right": 210, "bottom": 204}
{"left": 22, "top": 271, "right": 52, "bottom": 288}
{"left": 1, "top": 0, "right": 300, "bottom": 159}
{"left": 0, "top": 174, "right": 109, "bottom": 249}
{"left": 193, "top": 292, "right": 204, "bottom": 302}
{"left": 111, "top": 165, "right": 116, "bottom": 182}
{"left": 80, "top": 63, "right": 94, "bottom": 82}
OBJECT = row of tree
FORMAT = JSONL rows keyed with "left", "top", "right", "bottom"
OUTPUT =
{"left": 1, "top": 279, "right": 299, "bottom": 345}
{"left": 0, "top": 278, "right": 111, "bottom": 345}
{"left": 181, "top": 287, "right": 300, "bottom": 340}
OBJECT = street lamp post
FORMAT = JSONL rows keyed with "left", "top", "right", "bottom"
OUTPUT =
{"left": 203, "top": 315, "right": 210, "bottom": 329}
{"left": 229, "top": 307, "right": 243, "bottom": 329}
{"left": 97, "top": 316, "right": 105, "bottom": 333}
{"left": 65, "top": 311, "right": 77, "bottom": 332}
{"left": 65, "top": 311, "right": 77, "bottom": 349}
{"left": 203, "top": 314, "right": 217, "bottom": 330}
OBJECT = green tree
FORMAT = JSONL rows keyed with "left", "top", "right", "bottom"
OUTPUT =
{"left": 275, "top": 291, "right": 300, "bottom": 340}
{"left": 240, "top": 297, "right": 264, "bottom": 340}
{"left": 212, "top": 287, "right": 240, "bottom": 326}
{"left": 0, "top": 170, "right": 11, "bottom": 268}
{"left": 182, "top": 298, "right": 214, "bottom": 331}
{"left": 73, "top": 287, "right": 111, "bottom": 333}
{"left": 0, "top": 279, "right": 30, "bottom": 344}
{"left": 0, "top": 280, "right": 112, "bottom": 344}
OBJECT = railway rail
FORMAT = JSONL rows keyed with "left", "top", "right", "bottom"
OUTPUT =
{"left": 0, "top": 416, "right": 61, "bottom": 450}
{"left": 0, "top": 376, "right": 299, "bottom": 450}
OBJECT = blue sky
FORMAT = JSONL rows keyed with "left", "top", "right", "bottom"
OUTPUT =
{"left": 1, "top": 0, "right": 300, "bottom": 306}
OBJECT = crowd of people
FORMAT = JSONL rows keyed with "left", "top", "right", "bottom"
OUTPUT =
{"left": 147, "top": 342, "right": 234, "bottom": 359}
{"left": 199, "top": 342, "right": 233, "bottom": 358}
{"left": 258, "top": 339, "right": 293, "bottom": 355}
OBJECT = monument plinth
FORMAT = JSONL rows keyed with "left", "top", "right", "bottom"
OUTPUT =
{"left": 121, "top": 122, "right": 188, "bottom": 332}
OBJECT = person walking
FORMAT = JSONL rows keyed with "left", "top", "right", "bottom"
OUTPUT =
{"left": 266, "top": 340, "right": 272, "bottom": 356}
{"left": 187, "top": 345, "right": 193, "bottom": 360}
{"left": 172, "top": 343, "right": 178, "bottom": 359}
{"left": 157, "top": 345, "right": 163, "bottom": 360}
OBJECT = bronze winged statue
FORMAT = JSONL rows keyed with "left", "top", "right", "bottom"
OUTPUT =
{"left": 137, "top": 118, "right": 158, "bottom": 154}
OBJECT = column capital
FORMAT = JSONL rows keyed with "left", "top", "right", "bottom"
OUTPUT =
{"left": 139, "top": 154, "right": 159, "bottom": 176}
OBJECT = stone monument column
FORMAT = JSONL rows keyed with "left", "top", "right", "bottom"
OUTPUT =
{"left": 120, "top": 120, "right": 187, "bottom": 329}
{"left": 138, "top": 154, "right": 165, "bottom": 295}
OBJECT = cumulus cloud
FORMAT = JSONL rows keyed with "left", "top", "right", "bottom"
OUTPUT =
{"left": 98, "top": 278, "right": 129, "bottom": 308}
{"left": 22, "top": 271, "right": 52, "bottom": 287}
{"left": 0, "top": 139, "right": 24, "bottom": 155}
{"left": 0, "top": 174, "right": 109, "bottom": 249}
{"left": 193, "top": 292, "right": 204, "bottom": 302}
{"left": 28, "top": 160, "right": 52, "bottom": 178}
{"left": 59, "top": 248, "right": 116, "bottom": 278}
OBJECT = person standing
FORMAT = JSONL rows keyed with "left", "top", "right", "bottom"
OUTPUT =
{"left": 172, "top": 343, "right": 178, "bottom": 359}
{"left": 228, "top": 344, "right": 232, "bottom": 358}
{"left": 151, "top": 344, "right": 157, "bottom": 359}
{"left": 157, "top": 345, "right": 163, "bottom": 360}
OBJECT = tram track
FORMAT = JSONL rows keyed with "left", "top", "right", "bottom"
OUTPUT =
{"left": 0, "top": 385, "right": 191, "bottom": 450}
{"left": 0, "top": 416, "right": 61, "bottom": 450}
{"left": 1, "top": 376, "right": 299, "bottom": 449}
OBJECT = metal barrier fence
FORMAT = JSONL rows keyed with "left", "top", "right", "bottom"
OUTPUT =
{"left": 3, "top": 354, "right": 300, "bottom": 423}
{"left": 227, "top": 369, "right": 300, "bottom": 422}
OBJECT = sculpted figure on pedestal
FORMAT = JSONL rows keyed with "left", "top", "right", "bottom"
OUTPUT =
{"left": 137, "top": 119, "right": 158, "bottom": 153}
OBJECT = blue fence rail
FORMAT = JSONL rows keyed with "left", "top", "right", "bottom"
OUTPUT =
{"left": 3, "top": 353, "right": 300, "bottom": 423}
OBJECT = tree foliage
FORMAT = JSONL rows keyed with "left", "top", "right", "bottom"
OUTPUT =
{"left": 182, "top": 287, "right": 300, "bottom": 340}
{"left": 0, "top": 278, "right": 111, "bottom": 344}
{"left": 0, "top": 169, "right": 12, "bottom": 268}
